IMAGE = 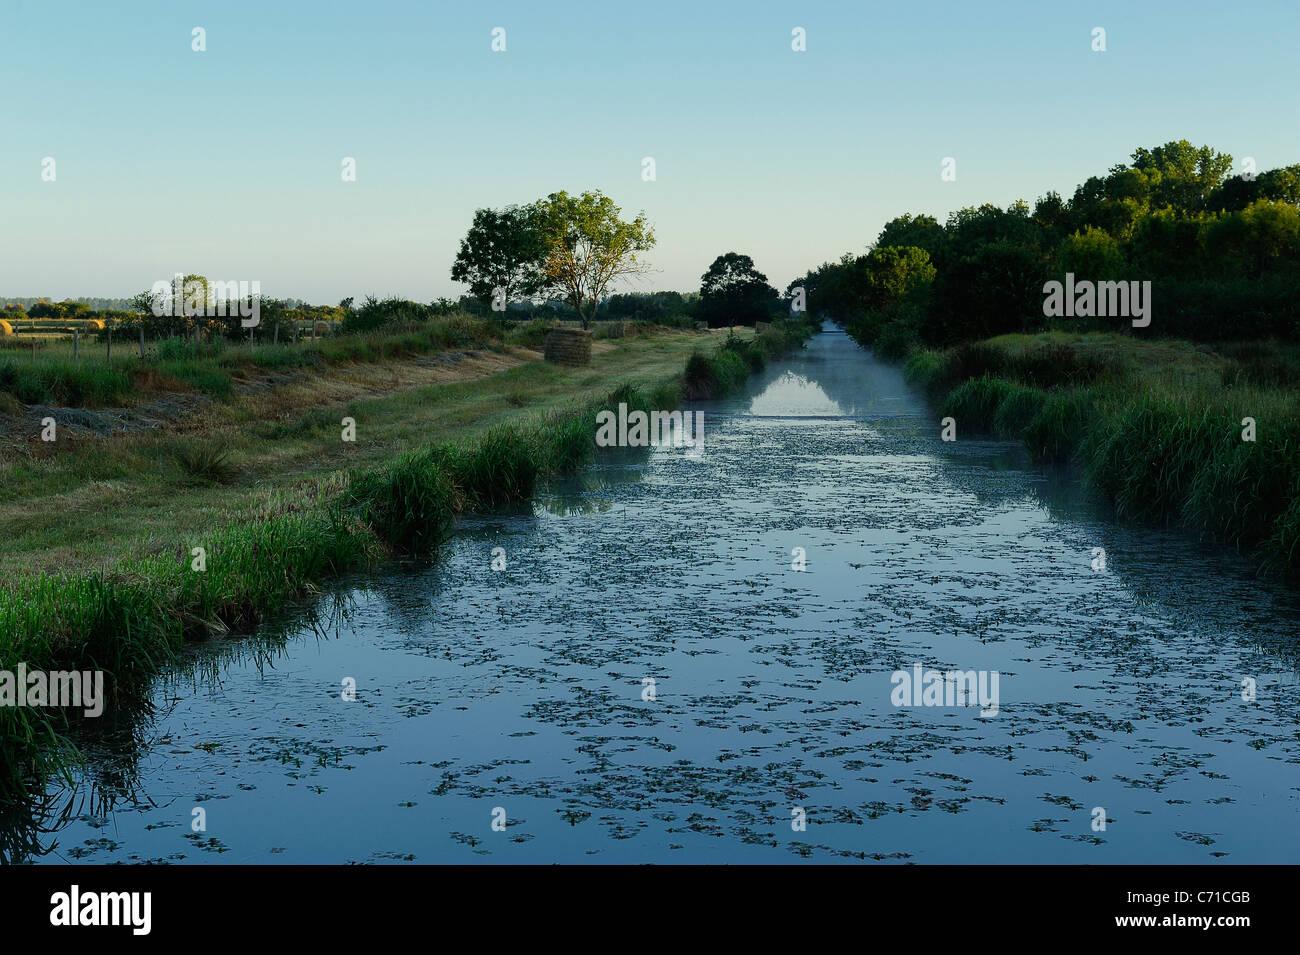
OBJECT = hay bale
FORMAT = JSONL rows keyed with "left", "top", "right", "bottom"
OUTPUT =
{"left": 313, "top": 320, "right": 331, "bottom": 337}
{"left": 0, "top": 319, "right": 12, "bottom": 336}
{"left": 544, "top": 327, "right": 592, "bottom": 366}
{"left": 85, "top": 318, "right": 105, "bottom": 330}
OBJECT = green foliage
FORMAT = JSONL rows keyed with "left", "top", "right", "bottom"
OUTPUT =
{"left": 0, "top": 357, "right": 133, "bottom": 406}
{"left": 992, "top": 386, "right": 1048, "bottom": 439}
{"left": 1021, "top": 388, "right": 1095, "bottom": 464}
{"left": 534, "top": 190, "right": 656, "bottom": 329}
{"left": 343, "top": 448, "right": 458, "bottom": 554}
{"left": 450, "top": 204, "right": 550, "bottom": 314}
{"left": 1057, "top": 226, "right": 1125, "bottom": 281}
{"left": 940, "top": 376, "right": 1016, "bottom": 431}
{"left": 698, "top": 252, "right": 780, "bottom": 327}
{"left": 802, "top": 141, "right": 1300, "bottom": 349}
{"left": 926, "top": 240, "right": 1047, "bottom": 344}
{"left": 343, "top": 296, "right": 432, "bottom": 334}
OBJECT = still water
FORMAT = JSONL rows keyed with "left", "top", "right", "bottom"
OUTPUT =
{"left": 9, "top": 324, "right": 1300, "bottom": 863}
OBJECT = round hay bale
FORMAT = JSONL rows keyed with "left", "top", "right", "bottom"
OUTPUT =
{"left": 0, "top": 319, "right": 13, "bottom": 336}
{"left": 543, "top": 327, "right": 592, "bottom": 367}
{"left": 85, "top": 318, "right": 105, "bottom": 330}
{"left": 313, "top": 320, "right": 331, "bottom": 337}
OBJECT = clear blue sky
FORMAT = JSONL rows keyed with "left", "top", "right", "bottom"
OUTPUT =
{"left": 2, "top": 0, "right": 1297, "bottom": 304}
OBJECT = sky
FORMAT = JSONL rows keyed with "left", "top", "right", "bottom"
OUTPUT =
{"left": 2, "top": 0, "right": 1297, "bottom": 304}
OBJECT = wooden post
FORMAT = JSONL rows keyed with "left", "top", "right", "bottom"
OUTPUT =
{"left": 107, "top": 325, "right": 112, "bottom": 361}
{"left": 73, "top": 327, "right": 79, "bottom": 361}
{"left": 139, "top": 327, "right": 145, "bottom": 359}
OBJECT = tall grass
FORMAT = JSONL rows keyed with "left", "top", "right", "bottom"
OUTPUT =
{"left": 0, "top": 358, "right": 134, "bottom": 406}
{"left": 918, "top": 335, "right": 1300, "bottom": 577}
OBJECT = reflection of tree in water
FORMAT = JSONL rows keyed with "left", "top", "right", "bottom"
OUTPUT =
{"left": 0, "top": 591, "right": 357, "bottom": 863}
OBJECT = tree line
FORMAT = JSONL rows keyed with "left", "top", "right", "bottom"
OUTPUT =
{"left": 787, "top": 140, "right": 1300, "bottom": 355}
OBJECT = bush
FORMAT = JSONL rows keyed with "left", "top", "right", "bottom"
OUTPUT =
{"left": 683, "top": 348, "right": 750, "bottom": 400}
{"left": 342, "top": 296, "right": 432, "bottom": 334}
{"left": 506, "top": 318, "right": 553, "bottom": 348}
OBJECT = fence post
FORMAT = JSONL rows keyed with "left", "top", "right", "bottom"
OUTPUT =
{"left": 139, "top": 327, "right": 145, "bottom": 359}
{"left": 107, "top": 325, "right": 112, "bottom": 361}
{"left": 74, "top": 327, "right": 79, "bottom": 361}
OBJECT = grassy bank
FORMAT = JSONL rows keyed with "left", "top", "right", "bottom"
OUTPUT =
{"left": 0, "top": 313, "right": 499, "bottom": 408}
{"left": 894, "top": 331, "right": 1300, "bottom": 575}
{"left": 0, "top": 316, "right": 813, "bottom": 802}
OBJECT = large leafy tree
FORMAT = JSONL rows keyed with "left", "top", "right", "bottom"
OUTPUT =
{"left": 534, "top": 190, "right": 656, "bottom": 330}
{"left": 450, "top": 205, "right": 549, "bottom": 316}
{"left": 874, "top": 214, "right": 948, "bottom": 267}
{"left": 854, "top": 246, "right": 936, "bottom": 311}
{"left": 1128, "top": 140, "right": 1233, "bottom": 213}
{"left": 698, "top": 252, "right": 779, "bottom": 327}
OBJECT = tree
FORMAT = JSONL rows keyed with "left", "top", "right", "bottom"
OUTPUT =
{"left": 534, "top": 190, "right": 656, "bottom": 330}
{"left": 874, "top": 214, "right": 947, "bottom": 265}
{"left": 698, "top": 252, "right": 779, "bottom": 327}
{"left": 926, "top": 240, "right": 1046, "bottom": 343}
{"left": 1057, "top": 226, "right": 1125, "bottom": 282}
{"left": 1128, "top": 140, "right": 1233, "bottom": 213}
{"left": 450, "top": 205, "right": 549, "bottom": 320}
{"left": 27, "top": 300, "right": 59, "bottom": 319}
{"left": 855, "top": 246, "right": 936, "bottom": 311}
